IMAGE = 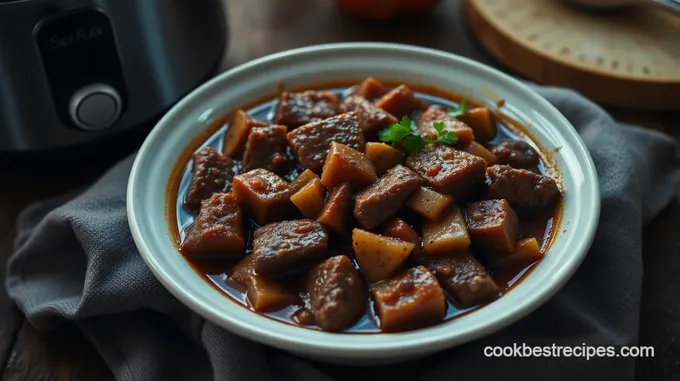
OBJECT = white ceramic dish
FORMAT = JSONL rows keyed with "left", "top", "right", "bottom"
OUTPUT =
{"left": 127, "top": 43, "right": 600, "bottom": 365}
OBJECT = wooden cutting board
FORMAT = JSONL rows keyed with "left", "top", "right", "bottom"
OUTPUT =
{"left": 466, "top": 0, "right": 680, "bottom": 111}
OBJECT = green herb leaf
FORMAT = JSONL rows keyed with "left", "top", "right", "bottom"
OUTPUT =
{"left": 446, "top": 99, "right": 468, "bottom": 118}
{"left": 432, "top": 121, "right": 445, "bottom": 134}
{"left": 438, "top": 131, "right": 459, "bottom": 145}
{"left": 377, "top": 115, "right": 458, "bottom": 153}
{"left": 403, "top": 134, "right": 425, "bottom": 152}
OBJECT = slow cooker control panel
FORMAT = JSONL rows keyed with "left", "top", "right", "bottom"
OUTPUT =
{"left": 35, "top": 8, "right": 127, "bottom": 132}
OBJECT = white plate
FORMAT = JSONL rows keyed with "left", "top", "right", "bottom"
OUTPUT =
{"left": 127, "top": 43, "right": 600, "bottom": 364}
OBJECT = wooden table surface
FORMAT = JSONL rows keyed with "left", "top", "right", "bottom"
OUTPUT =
{"left": 1, "top": 0, "right": 679, "bottom": 380}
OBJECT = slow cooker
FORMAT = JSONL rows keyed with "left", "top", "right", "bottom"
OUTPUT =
{"left": 0, "top": 0, "right": 227, "bottom": 152}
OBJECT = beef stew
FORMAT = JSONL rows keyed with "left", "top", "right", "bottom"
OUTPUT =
{"left": 169, "top": 78, "right": 562, "bottom": 333}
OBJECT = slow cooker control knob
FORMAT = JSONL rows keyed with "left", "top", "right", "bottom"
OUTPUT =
{"left": 69, "top": 84, "right": 122, "bottom": 131}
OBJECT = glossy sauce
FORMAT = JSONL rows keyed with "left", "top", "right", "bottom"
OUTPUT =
{"left": 168, "top": 83, "right": 561, "bottom": 333}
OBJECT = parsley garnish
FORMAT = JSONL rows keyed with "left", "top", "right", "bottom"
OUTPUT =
{"left": 379, "top": 116, "right": 458, "bottom": 152}
{"left": 446, "top": 99, "right": 468, "bottom": 118}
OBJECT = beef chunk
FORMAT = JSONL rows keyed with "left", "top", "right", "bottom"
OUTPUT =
{"left": 426, "top": 253, "right": 500, "bottom": 307}
{"left": 371, "top": 266, "right": 446, "bottom": 332}
{"left": 462, "top": 141, "right": 498, "bottom": 165}
{"left": 252, "top": 220, "right": 329, "bottom": 277}
{"left": 180, "top": 193, "right": 245, "bottom": 258}
{"left": 242, "top": 125, "right": 288, "bottom": 173}
{"left": 486, "top": 165, "right": 560, "bottom": 208}
{"left": 374, "top": 85, "right": 428, "bottom": 117}
{"left": 490, "top": 140, "right": 540, "bottom": 169}
{"left": 232, "top": 169, "right": 294, "bottom": 224}
{"left": 422, "top": 207, "right": 471, "bottom": 256}
{"left": 275, "top": 90, "right": 340, "bottom": 128}
{"left": 342, "top": 95, "right": 398, "bottom": 135}
{"left": 185, "top": 147, "right": 234, "bottom": 211}
{"left": 352, "top": 77, "right": 389, "bottom": 100}
{"left": 306, "top": 255, "right": 367, "bottom": 332}
{"left": 317, "top": 182, "right": 352, "bottom": 234}
{"left": 465, "top": 199, "right": 519, "bottom": 255}
{"left": 287, "top": 112, "right": 365, "bottom": 172}
{"left": 458, "top": 107, "right": 497, "bottom": 142}
{"left": 417, "top": 107, "right": 474, "bottom": 145}
{"left": 406, "top": 144, "right": 486, "bottom": 198}
{"left": 353, "top": 165, "right": 422, "bottom": 229}
{"left": 223, "top": 110, "right": 269, "bottom": 157}
{"left": 320, "top": 142, "right": 377, "bottom": 189}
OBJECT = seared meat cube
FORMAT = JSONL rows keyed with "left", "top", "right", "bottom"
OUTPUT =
{"left": 252, "top": 220, "right": 329, "bottom": 277}
{"left": 490, "top": 140, "right": 540, "bottom": 169}
{"left": 306, "top": 255, "right": 367, "bottom": 332}
{"left": 365, "top": 142, "right": 405, "bottom": 177}
{"left": 287, "top": 112, "right": 365, "bottom": 172}
{"left": 185, "top": 147, "right": 234, "bottom": 211}
{"left": 223, "top": 110, "right": 269, "bottom": 157}
{"left": 383, "top": 218, "right": 423, "bottom": 258}
{"left": 458, "top": 106, "right": 497, "bottom": 142}
{"left": 406, "top": 144, "right": 486, "bottom": 198}
{"left": 353, "top": 165, "right": 422, "bottom": 229}
{"left": 417, "top": 107, "right": 474, "bottom": 145}
{"left": 242, "top": 125, "right": 288, "bottom": 173}
{"left": 320, "top": 142, "right": 377, "bottom": 189}
{"left": 317, "top": 182, "right": 352, "bottom": 234}
{"left": 405, "top": 186, "right": 454, "bottom": 221}
{"left": 426, "top": 253, "right": 500, "bottom": 307}
{"left": 342, "top": 95, "right": 398, "bottom": 135}
{"left": 374, "top": 85, "right": 428, "bottom": 117}
{"left": 180, "top": 193, "right": 245, "bottom": 258}
{"left": 274, "top": 90, "right": 340, "bottom": 128}
{"left": 486, "top": 165, "right": 560, "bottom": 208}
{"left": 352, "top": 77, "right": 389, "bottom": 100}
{"left": 371, "top": 266, "right": 446, "bottom": 332}
{"left": 465, "top": 199, "right": 519, "bottom": 255}
{"left": 422, "top": 207, "right": 471, "bottom": 256}
{"left": 232, "top": 169, "right": 294, "bottom": 224}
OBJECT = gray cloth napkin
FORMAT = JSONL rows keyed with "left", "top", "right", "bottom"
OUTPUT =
{"left": 6, "top": 86, "right": 680, "bottom": 381}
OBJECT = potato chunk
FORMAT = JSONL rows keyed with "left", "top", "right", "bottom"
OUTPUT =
{"left": 231, "top": 254, "right": 256, "bottom": 287}
{"left": 223, "top": 110, "right": 268, "bottom": 157}
{"left": 352, "top": 228, "right": 414, "bottom": 283}
{"left": 365, "top": 142, "right": 405, "bottom": 176}
{"left": 462, "top": 141, "right": 497, "bottom": 165}
{"left": 246, "top": 276, "right": 294, "bottom": 312}
{"left": 290, "top": 177, "right": 325, "bottom": 219}
{"left": 317, "top": 182, "right": 352, "bottom": 234}
{"left": 490, "top": 237, "right": 544, "bottom": 269}
{"left": 383, "top": 218, "right": 423, "bottom": 258}
{"left": 371, "top": 266, "right": 446, "bottom": 332}
{"left": 417, "top": 107, "right": 474, "bottom": 145}
{"left": 422, "top": 207, "right": 470, "bottom": 256}
{"left": 457, "top": 106, "right": 497, "bottom": 142}
{"left": 405, "top": 186, "right": 454, "bottom": 221}
{"left": 464, "top": 199, "right": 519, "bottom": 255}
{"left": 321, "top": 142, "right": 377, "bottom": 189}
{"left": 288, "top": 169, "right": 320, "bottom": 194}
